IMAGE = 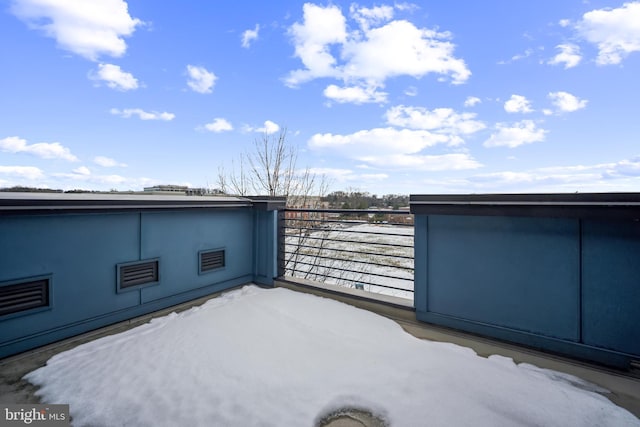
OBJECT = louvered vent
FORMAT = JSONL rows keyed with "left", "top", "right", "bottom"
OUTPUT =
{"left": 200, "top": 249, "right": 225, "bottom": 273}
{"left": 119, "top": 260, "right": 158, "bottom": 289}
{"left": 0, "top": 278, "right": 49, "bottom": 317}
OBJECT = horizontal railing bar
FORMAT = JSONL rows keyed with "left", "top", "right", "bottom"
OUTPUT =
{"left": 283, "top": 208, "right": 411, "bottom": 215}
{"left": 284, "top": 234, "right": 414, "bottom": 248}
{"left": 285, "top": 243, "right": 414, "bottom": 260}
{"left": 282, "top": 258, "right": 413, "bottom": 282}
{"left": 281, "top": 218, "right": 414, "bottom": 227}
{"left": 283, "top": 251, "right": 414, "bottom": 272}
{"left": 282, "top": 269, "right": 414, "bottom": 293}
{"left": 279, "top": 207, "right": 416, "bottom": 296}
{"left": 283, "top": 226, "right": 414, "bottom": 238}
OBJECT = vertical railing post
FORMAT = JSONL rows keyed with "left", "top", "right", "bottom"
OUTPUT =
{"left": 277, "top": 209, "right": 286, "bottom": 278}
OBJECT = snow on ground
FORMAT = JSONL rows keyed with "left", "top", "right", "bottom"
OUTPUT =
{"left": 25, "top": 286, "right": 638, "bottom": 427}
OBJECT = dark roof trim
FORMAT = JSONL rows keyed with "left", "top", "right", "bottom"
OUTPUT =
{"left": 0, "top": 193, "right": 272, "bottom": 215}
{"left": 246, "top": 196, "right": 287, "bottom": 211}
{"left": 409, "top": 193, "right": 640, "bottom": 220}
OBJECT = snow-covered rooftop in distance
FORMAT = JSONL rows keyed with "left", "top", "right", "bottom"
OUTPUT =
{"left": 25, "top": 286, "right": 639, "bottom": 426}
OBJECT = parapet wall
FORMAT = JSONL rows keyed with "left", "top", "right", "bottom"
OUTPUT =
{"left": 411, "top": 193, "right": 640, "bottom": 369}
{"left": 0, "top": 193, "right": 284, "bottom": 358}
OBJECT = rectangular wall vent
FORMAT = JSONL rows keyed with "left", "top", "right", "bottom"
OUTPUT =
{"left": 200, "top": 249, "right": 225, "bottom": 273}
{"left": 119, "top": 260, "right": 159, "bottom": 289}
{"left": 0, "top": 278, "right": 49, "bottom": 317}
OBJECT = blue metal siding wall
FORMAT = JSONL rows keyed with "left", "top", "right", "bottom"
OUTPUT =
{"left": 252, "top": 209, "right": 278, "bottom": 286}
{"left": 1, "top": 213, "right": 141, "bottom": 340}
{"left": 582, "top": 220, "right": 640, "bottom": 356}
{"left": 414, "top": 213, "right": 639, "bottom": 368}
{"left": 138, "top": 210, "right": 253, "bottom": 303}
{"left": 426, "top": 215, "right": 580, "bottom": 340}
{"left": 0, "top": 208, "right": 259, "bottom": 358}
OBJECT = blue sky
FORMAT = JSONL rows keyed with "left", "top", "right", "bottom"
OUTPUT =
{"left": 1, "top": 0, "right": 639, "bottom": 195}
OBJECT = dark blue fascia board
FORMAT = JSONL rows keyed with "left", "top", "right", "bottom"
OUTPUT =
{"left": 0, "top": 193, "right": 288, "bottom": 215}
{"left": 416, "top": 311, "right": 633, "bottom": 370}
{"left": 410, "top": 193, "right": 640, "bottom": 220}
{"left": 0, "top": 193, "right": 253, "bottom": 215}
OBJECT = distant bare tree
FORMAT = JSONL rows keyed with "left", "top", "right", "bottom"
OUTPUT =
{"left": 217, "top": 128, "right": 328, "bottom": 205}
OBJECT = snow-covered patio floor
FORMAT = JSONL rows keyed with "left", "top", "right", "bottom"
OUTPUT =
{"left": 20, "top": 286, "right": 640, "bottom": 426}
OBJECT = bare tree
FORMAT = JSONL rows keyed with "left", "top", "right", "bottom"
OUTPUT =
{"left": 217, "top": 128, "right": 328, "bottom": 205}
{"left": 219, "top": 128, "right": 346, "bottom": 286}
{"left": 217, "top": 155, "right": 251, "bottom": 196}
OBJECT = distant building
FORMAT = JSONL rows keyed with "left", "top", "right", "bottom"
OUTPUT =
{"left": 143, "top": 185, "right": 188, "bottom": 193}
{"left": 143, "top": 185, "right": 212, "bottom": 196}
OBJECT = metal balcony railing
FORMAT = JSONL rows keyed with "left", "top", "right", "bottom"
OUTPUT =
{"left": 278, "top": 208, "right": 414, "bottom": 299}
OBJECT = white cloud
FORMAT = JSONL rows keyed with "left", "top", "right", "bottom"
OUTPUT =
{"left": 385, "top": 105, "right": 485, "bottom": 137}
{"left": 548, "top": 91, "right": 588, "bottom": 113}
{"left": 464, "top": 156, "right": 640, "bottom": 192}
{"left": 504, "top": 94, "right": 534, "bottom": 114}
{"left": 110, "top": 108, "right": 175, "bottom": 121}
{"left": 52, "top": 170, "right": 163, "bottom": 190}
{"left": 310, "top": 128, "right": 449, "bottom": 155}
{"left": 245, "top": 120, "right": 280, "bottom": 134}
{"left": 186, "top": 65, "right": 216, "bottom": 94}
{"left": 309, "top": 104, "right": 486, "bottom": 170}
{"left": 241, "top": 24, "right": 260, "bottom": 48}
{"left": 287, "top": 3, "right": 346, "bottom": 84}
{"left": 511, "top": 48, "right": 533, "bottom": 62}
{"left": 360, "top": 173, "right": 389, "bottom": 180}
{"left": 349, "top": 4, "right": 394, "bottom": 31}
{"left": 73, "top": 166, "right": 91, "bottom": 175}
{"left": 54, "top": 170, "right": 127, "bottom": 184}
{"left": 498, "top": 48, "right": 533, "bottom": 65}
{"left": 412, "top": 156, "right": 640, "bottom": 193}
{"left": 94, "top": 156, "right": 127, "bottom": 167}
{"left": 361, "top": 152, "right": 482, "bottom": 170}
{"left": 308, "top": 167, "right": 389, "bottom": 183}
{"left": 559, "top": 19, "right": 571, "bottom": 28}
{"left": 404, "top": 86, "right": 418, "bottom": 96}
{"left": 308, "top": 127, "right": 481, "bottom": 170}
{"left": 257, "top": 120, "right": 280, "bottom": 134}
{"left": 323, "top": 84, "right": 387, "bottom": 104}
{"left": 89, "top": 63, "right": 139, "bottom": 91}
{"left": 548, "top": 43, "right": 582, "bottom": 69}
{"left": 203, "top": 118, "right": 233, "bottom": 133}
{"left": 576, "top": 2, "right": 640, "bottom": 65}
{"left": 606, "top": 156, "right": 640, "bottom": 177}
{"left": 341, "top": 20, "right": 470, "bottom": 84}
{"left": 0, "top": 165, "right": 45, "bottom": 180}
{"left": 286, "top": 3, "right": 470, "bottom": 104}
{"left": 464, "top": 96, "right": 481, "bottom": 107}
{"left": 484, "top": 120, "right": 547, "bottom": 148}
{"left": 10, "top": 0, "right": 142, "bottom": 61}
{"left": 0, "top": 136, "right": 78, "bottom": 161}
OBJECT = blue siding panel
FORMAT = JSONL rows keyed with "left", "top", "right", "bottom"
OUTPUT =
{"left": 426, "top": 215, "right": 580, "bottom": 341}
{"left": 252, "top": 209, "right": 278, "bottom": 286}
{"left": 412, "top": 204, "right": 640, "bottom": 368}
{"left": 139, "top": 210, "right": 253, "bottom": 303}
{"left": 0, "top": 213, "right": 141, "bottom": 346}
{"left": 582, "top": 220, "right": 640, "bottom": 356}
